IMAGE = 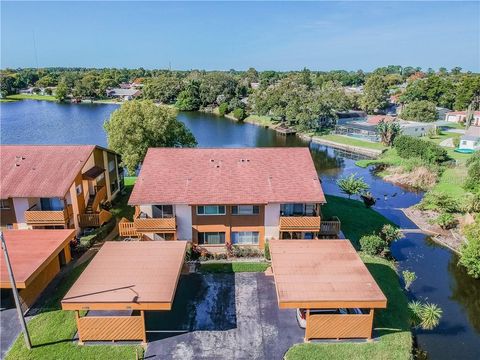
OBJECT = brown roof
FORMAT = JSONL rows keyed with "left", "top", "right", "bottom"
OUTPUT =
{"left": 129, "top": 148, "right": 325, "bottom": 205}
{"left": 0, "top": 229, "right": 75, "bottom": 288}
{"left": 269, "top": 240, "right": 387, "bottom": 309}
{"left": 366, "top": 115, "right": 396, "bottom": 125}
{"left": 0, "top": 145, "right": 95, "bottom": 198}
{"left": 82, "top": 165, "right": 105, "bottom": 180}
{"left": 62, "top": 241, "right": 187, "bottom": 311}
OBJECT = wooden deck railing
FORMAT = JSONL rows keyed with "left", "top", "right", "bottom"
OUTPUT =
{"left": 319, "top": 217, "right": 341, "bottom": 236}
{"left": 118, "top": 218, "right": 141, "bottom": 237}
{"left": 279, "top": 216, "right": 321, "bottom": 231}
{"left": 25, "top": 205, "right": 73, "bottom": 225}
{"left": 78, "top": 210, "right": 112, "bottom": 228}
{"left": 133, "top": 217, "right": 176, "bottom": 232}
{"left": 305, "top": 310, "right": 373, "bottom": 340}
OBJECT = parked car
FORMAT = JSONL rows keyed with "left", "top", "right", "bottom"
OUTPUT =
{"left": 296, "top": 308, "right": 363, "bottom": 329}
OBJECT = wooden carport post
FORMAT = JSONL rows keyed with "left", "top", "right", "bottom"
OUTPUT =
{"left": 141, "top": 310, "right": 147, "bottom": 346}
{"left": 367, "top": 309, "right": 374, "bottom": 341}
{"left": 75, "top": 311, "right": 84, "bottom": 345}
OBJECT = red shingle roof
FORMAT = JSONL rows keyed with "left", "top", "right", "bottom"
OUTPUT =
{"left": 366, "top": 115, "right": 396, "bottom": 125}
{"left": 0, "top": 145, "right": 95, "bottom": 198}
{"left": 0, "top": 229, "right": 75, "bottom": 288}
{"left": 129, "top": 148, "right": 325, "bottom": 205}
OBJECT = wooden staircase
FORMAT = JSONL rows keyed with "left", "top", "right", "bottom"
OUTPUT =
{"left": 85, "top": 196, "right": 95, "bottom": 214}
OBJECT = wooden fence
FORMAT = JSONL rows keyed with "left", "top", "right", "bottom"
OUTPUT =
{"left": 78, "top": 210, "right": 112, "bottom": 228}
{"left": 76, "top": 311, "right": 146, "bottom": 344}
{"left": 319, "top": 217, "right": 341, "bottom": 236}
{"left": 305, "top": 309, "right": 374, "bottom": 341}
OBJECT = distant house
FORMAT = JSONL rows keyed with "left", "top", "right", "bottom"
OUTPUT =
{"left": 250, "top": 82, "right": 260, "bottom": 89}
{"left": 335, "top": 116, "right": 435, "bottom": 142}
{"left": 445, "top": 111, "right": 480, "bottom": 126}
{"left": 459, "top": 126, "right": 480, "bottom": 151}
{"left": 106, "top": 88, "right": 141, "bottom": 101}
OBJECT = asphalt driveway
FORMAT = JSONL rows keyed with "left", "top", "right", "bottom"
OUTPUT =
{"left": 145, "top": 272, "right": 304, "bottom": 360}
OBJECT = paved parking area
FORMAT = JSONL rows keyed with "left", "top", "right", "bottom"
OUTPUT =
{"left": 145, "top": 272, "right": 304, "bottom": 360}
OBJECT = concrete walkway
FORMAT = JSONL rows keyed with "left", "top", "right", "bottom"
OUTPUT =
{"left": 145, "top": 273, "right": 304, "bottom": 359}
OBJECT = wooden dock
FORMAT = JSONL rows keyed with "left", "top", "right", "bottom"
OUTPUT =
{"left": 275, "top": 126, "right": 296, "bottom": 136}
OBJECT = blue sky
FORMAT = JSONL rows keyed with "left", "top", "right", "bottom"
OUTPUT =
{"left": 1, "top": 1, "right": 479, "bottom": 71}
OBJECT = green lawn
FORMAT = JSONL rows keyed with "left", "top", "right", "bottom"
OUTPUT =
{"left": 315, "top": 134, "right": 387, "bottom": 151}
{"left": 285, "top": 255, "right": 412, "bottom": 360}
{"left": 322, "top": 195, "right": 395, "bottom": 248}
{"left": 199, "top": 262, "right": 270, "bottom": 273}
{"left": 5, "top": 262, "right": 143, "bottom": 360}
{"left": 110, "top": 177, "right": 137, "bottom": 220}
{"left": 243, "top": 114, "right": 276, "bottom": 127}
{"left": 6, "top": 94, "right": 56, "bottom": 102}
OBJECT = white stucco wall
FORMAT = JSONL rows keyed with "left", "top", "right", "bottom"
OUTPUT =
{"left": 12, "top": 198, "right": 30, "bottom": 224}
{"left": 176, "top": 204, "right": 192, "bottom": 241}
{"left": 459, "top": 139, "right": 480, "bottom": 150}
{"left": 264, "top": 203, "right": 280, "bottom": 240}
{"left": 139, "top": 205, "right": 153, "bottom": 217}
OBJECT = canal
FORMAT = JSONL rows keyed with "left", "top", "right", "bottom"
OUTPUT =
{"left": 1, "top": 100, "right": 479, "bottom": 359}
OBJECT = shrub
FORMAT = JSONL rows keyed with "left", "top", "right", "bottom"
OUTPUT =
{"left": 78, "top": 219, "right": 116, "bottom": 250}
{"left": 409, "top": 301, "right": 443, "bottom": 330}
{"left": 453, "top": 136, "right": 460, "bottom": 148}
{"left": 44, "top": 88, "right": 53, "bottom": 95}
{"left": 464, "top": 153, "right": 480, "bottom": 193}
{"left": 418, "top": 191, "right": 459, "bottom": 213}
{"left": 231, "top": 245, "right": 262, "bottom": 258}
{"left": 218, "top": 102, "right": 228, "bottom": 116}
{"left": 402, "top": 270, "right": 417, "bottom": 290}
{"left": 380, "top": 224, "right": 403, "bottom": 243}
{"left": 233, "top": 107, "right": 246, "bottom": 120}
{"left": 336, "top": 173, "right": 369, "bottom": 199}
{"left": 360, "top": 234, "right": 386, "bottom": 255}
{"left": 459, "top": 218, "right": 480, "bottom": 278}
{"left": 434, "top": 212, "right": 458, "bottom": 230}
{"left": 185, "top": 243, "right": 200, "bottom": 261}
{"left": 394, "top": 135, "right": 448, "bottom": 164}
{"left": 264, "top": 241, "right": 271, "bottom": 260}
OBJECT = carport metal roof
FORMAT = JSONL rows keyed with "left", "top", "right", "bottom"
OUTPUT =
{"left": 269, "top": 240, "right": 387, "bottom": 309}
{"left": 62, "top": 241, "right": 186, "bottom": 311}
{"left": 0, "top": 229, "right": 75, "bottom": 289}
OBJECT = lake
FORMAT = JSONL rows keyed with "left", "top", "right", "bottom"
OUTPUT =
{"left": 1, "top": 100, "right": 480, "bottom": 359}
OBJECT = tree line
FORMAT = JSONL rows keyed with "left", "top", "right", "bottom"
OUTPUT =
{"left": 1, "top": 66, "right": 479, "bottom": 130}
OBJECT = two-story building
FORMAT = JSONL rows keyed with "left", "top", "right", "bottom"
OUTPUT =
{"left": 120, "top": 148, "right": 340, "bottom": 251}
{"left": 0, "top": 145, "right": 123, "bottom": 232}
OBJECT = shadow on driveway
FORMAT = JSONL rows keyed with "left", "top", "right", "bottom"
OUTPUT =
{"left": 145, "top": 273, "right": 303, "bottom": 359}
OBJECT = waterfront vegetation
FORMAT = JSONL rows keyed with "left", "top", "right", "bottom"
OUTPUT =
{"left": 5, "top": 262, "right": 143, "bottom": 360}
{"left": 5, "top": 94, "right": 56, "bottom": 101}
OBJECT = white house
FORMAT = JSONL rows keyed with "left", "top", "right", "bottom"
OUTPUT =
{"left": 106, "top": 88, "right": 141, "bottom": 101}
{"left": 459, "top": 126, "right": 480, "bottom": 151}
{"left": 445, "top": 111, "right": 480, "bottom": 126}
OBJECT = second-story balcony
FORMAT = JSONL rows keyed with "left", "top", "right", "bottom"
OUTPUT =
{"left": 25, "top": 204, "right": 73, "bottom": 226}
{"left": 133, "top": 217, "right": 176, "bottom": 233}
{"left": 279, "top": 215, "right": 322, "bottom": 232}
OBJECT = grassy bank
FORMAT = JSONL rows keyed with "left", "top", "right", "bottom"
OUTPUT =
{"left": 6, "top": 94, "right": 56, "bottom": 102}
{"left": 243, "top": 114, "right": 276, "bottom": 127}
{"left": 322, "top": 195, "right": 395, "bottom": 248}
{"left": 314, "top": 134, "right": 387, "bottom": 151}
{"left": 5, "top": 262, "right": 143, "bottom": 360}
{"left": 199, "top": 262, "right": 270, "bottom": 273}
{"left": 287, "top": 195, "right": 412, "bottom": 360}
{"left": 110, "top": 177, "right": 137, "bottom": 220}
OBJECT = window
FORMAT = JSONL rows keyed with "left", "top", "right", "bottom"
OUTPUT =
{"left": 232, "top": 205, "right": 260, "bottom": 215}
{"left": 110, "top": 180, "right": 118, "bottom": 194}
{"left": 0, "top": 199, "right": 10, "bottom": 210}
{"left": 280, "top": 203, "right": 316, "bottom": 216}
{"left": 108, "top": 160, "right": 115, "bottom": 172}
{"left": 232, "top": 231, "right": 259, "bottom": 245}
{"left": 197, "top": 205, "right": 226, "bottom": 215}
{"left": 153, "top": 205, "right": 174, "bottom": 218}
{"left": 198, "top": 232, "right": 225, "bottom": 245}
{"left": 40, "top": 198, "right": 64, "bottom": 211}
{"left": 154, "top": 233, "right": 174, "bottom": 241}
{"left": 76, "top": 185, "right": 83, "bottom": 196}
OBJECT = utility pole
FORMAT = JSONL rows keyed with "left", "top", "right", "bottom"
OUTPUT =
{"left": 0, "top": 232, "right": 32, "bottom": 350}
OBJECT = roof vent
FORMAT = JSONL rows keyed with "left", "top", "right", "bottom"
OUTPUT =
{"left": 215, "top": 165, "right": 220, "bottom": 168}
{"left": 210, "top": 159, "right": 215, "bottom": 162}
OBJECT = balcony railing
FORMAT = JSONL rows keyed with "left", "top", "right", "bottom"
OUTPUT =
{"left": 279, "top": 216, "right": 321, "bottom": 232}
{"left": 133, "top": 217, "right": 176, "bottom": 232}
{"left": 25, "top": 204, "right": 73, "bottom": 226}
{"left": 319, "top": 217, "right": 341, "bottom": 236}
{"left": 78, "top": 210, "right": 112, "bottom": 228}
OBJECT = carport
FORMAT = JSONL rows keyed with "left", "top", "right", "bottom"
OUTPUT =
{"left": 1, "top": 229, "right": 75, "bottom": 312}
{"left": 269, "top": 240, "right": 387, "bottom": 341}
{"left": 61, "top": 241, "right": 186, "bottom": 344}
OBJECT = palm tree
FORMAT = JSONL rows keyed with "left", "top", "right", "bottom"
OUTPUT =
{"left": 376, "top": 120, "right": 401, "bottom": 146}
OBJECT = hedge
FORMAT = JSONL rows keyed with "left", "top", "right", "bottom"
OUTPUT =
{"left": 394, "top": 135, "right": 448, "bottom": 164}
